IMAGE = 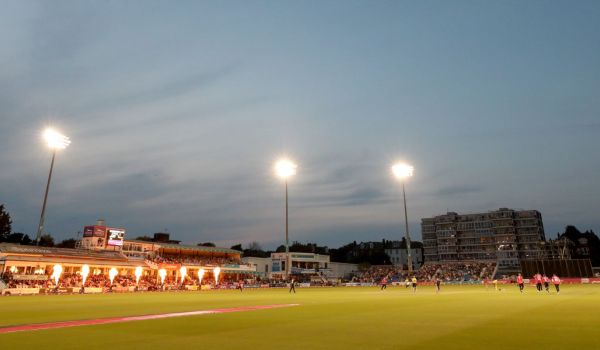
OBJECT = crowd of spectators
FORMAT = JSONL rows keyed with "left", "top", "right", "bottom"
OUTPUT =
{"left": 416, "top": 262, "right": 496, "bottom": 282}
{"left": 351, "top": 266, "right": 404, "bottom": 283}
{"left": 1, "top": 270, "right": 258, "bottom": 291}
{"left": 147, "top": 254, "right": 240, "bottom": 266}
{"left": 1, "top": 269, "right": 164, "bottom": 289}
{"left": 2, "top": 270, "right": 49, "bottom": 288}
{"left": 351, "top": 261, "right": 497, "bottom": 283}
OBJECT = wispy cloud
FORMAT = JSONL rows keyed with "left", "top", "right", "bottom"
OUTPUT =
{"left": 434, "top": 185, "right": 483, "bottom": 197}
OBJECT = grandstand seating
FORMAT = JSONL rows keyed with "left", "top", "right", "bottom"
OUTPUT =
{"left": 352, "top": 261, "right": 497, "bottom": 283}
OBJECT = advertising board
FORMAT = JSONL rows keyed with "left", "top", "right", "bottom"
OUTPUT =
{"left": 107, "top": 228, "right": 125, "bottom": 246}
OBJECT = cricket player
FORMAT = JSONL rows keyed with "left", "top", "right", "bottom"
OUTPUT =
{"left": 543, "top": 274, "right": 550, "bottom": 293}
{"left": 534, "top": 273, "right": 543, "bottom": 292}
{"left": 517, "top": 273, "right": 524, "bottom": 293}
{"left": 380, "top": 276, "right": 388, "bottom": 290}
{"left": 552, "top": 274, "right": 561, "bottom": 294}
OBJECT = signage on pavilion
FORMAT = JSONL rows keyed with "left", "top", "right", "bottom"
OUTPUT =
{"left": 107, "top": 228, "right": 125, "bottom": 246}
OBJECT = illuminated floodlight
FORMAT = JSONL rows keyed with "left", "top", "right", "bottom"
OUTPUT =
{"left": 81, "top": 264, "right": 90, "bottom": 285}
{"left": 391, "top": 161, "right": 415, "bottom": 273}
{"left": 213, "top": 267, "right": 221, "bottom": 284}
{"left": 274, "top": 157, "right": 297, "bottom": 279}
{"left": 392, "top": 163, "right": 414, "bottom": 180}
{"left": 36, "top": 128, "right": 71, "bottom": 246}
{"left": 198, "top": 268, "right": 205, "bottom": 284}
{"left": 179, "top": 266, "right": 187, "bottom": 284}
{"left": 109, "top": 267, "right": 118, "bottom": 285}
{"left": 135, "top": 266, "right": 143, "bottom": 285}
{"left": 275, "top": 159, "right": 297, "bottom": 179}
{"left": 159, "top": 268, "right": 167, "bottom": 285}
{"left": 43, "top": 128, "right": 71, "bottom": 150}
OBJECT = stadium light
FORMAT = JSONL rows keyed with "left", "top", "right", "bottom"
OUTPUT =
{"left": 275, "top": 159, "right": 297, "bottom": 179}
{"left": 274, "top": 158, "right": 297, "bottom": 280}
{"left": 43, "top": 128, "right": 71, "bottom": 150}
{"left": 392, "top": 163, "right": 414, "bottom": 180}
{"left": 36, "top": 128, "right": 71, "bottom": 245}
{"left": 391, "top": 162, "right": 414, "bottom": 274}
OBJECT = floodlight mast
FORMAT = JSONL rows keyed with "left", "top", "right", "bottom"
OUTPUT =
{"left": 275, "top": 159, "right": 297, "bottom": 280}
{"left": 392, "top": 163, "right": 414, "bottom": 274}
{"left": 36, "top": 128, "right": 70, "bottom": 245}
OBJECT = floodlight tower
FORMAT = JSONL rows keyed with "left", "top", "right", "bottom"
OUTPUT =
{"left": 274, "top": 158, "right": 297, "bottom": 280}
{"left": 36, "top": 128, "right": 71, "bottom": 245}
{"left": 392, "top": 163, "right": 414, "bottom": 273}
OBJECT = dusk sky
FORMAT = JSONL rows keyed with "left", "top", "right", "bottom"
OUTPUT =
{"left": 1, "top": 0, "right": 599, "bottom": 249}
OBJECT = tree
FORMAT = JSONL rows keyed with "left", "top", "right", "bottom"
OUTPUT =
{"left": 198, "top": 242, "right": 216, "bottom": 247}
{"left": 56, "top": 238, "right": 77, "bottom": 248}
{"left": 5, "top": 232, "right": 33, "bottom": 245}
{"left": 0, "top": 204, "right": 12, "bottom": 242}
{"left": 329, "top": 242, "right": 356, "bottom": 263}
{"left": 247, "top": 241, "right": 263, "bottom": 252}
{"left": 243, "top": 241, "right": 270, "bottom": 258}
{"left": 38, "top": 234, "right": 55, "bottom": 247}
{"left": 279, "top": 242, "right": 327, "bottom": 254}
{"left": 20, "top": 233, "right": 33, "bottom": 245}
{"left": 135, "top": 235, "right": 154, "bottom": 242}
{"left": 328, "top": 240, "right": 394, "bottom": 265}
{"left": 230, "top": 244, "right": 243, "bottom": 251}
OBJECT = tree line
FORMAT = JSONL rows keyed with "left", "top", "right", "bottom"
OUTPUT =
{"left": 0, "top": 205, "right": 75, "bottom": 248}
{"left": 230, "top": 238, "right": 424, "bottom": 265}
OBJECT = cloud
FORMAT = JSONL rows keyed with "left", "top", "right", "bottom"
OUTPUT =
{"left": 69, "top": 65, "right": 239, "bottom": 119}
{"left": 434, "top": 185, "right": 483, "bottom": 197}
{"left": 296, "top": 187, "right": 390, "bottom": 208}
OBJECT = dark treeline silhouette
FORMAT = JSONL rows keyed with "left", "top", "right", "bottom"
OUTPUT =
{"left": 0, "top": 204, "right": 66, "bottom": 247}
{"left": 0, "top": 204, "right": 12, "bottom": 241}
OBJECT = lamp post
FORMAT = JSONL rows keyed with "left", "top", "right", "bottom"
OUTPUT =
{"left": 392, "top": 163, "right": 414, "bottom": 273}
{"left": 36, "top": 128, "right": 70, "bottom": 245}
{"left": 274, "top": 158, "right": 297, "bottom": 280}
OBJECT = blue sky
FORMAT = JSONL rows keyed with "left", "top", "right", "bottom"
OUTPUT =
{"left": 1, "top": 0, "right": 599, "bottom": 248}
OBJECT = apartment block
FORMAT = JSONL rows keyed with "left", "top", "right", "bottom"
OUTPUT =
{"left": 422, "top": 208, "right": 546, "bottom": 267}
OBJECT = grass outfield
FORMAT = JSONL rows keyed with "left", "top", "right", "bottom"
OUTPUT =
{"left": 1, "top": 285, "right": 599, "bottom": 350}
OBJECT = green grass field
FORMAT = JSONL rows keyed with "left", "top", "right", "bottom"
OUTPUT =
{"left": 1, "top": 285, "right": 599, "bottom": 350}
